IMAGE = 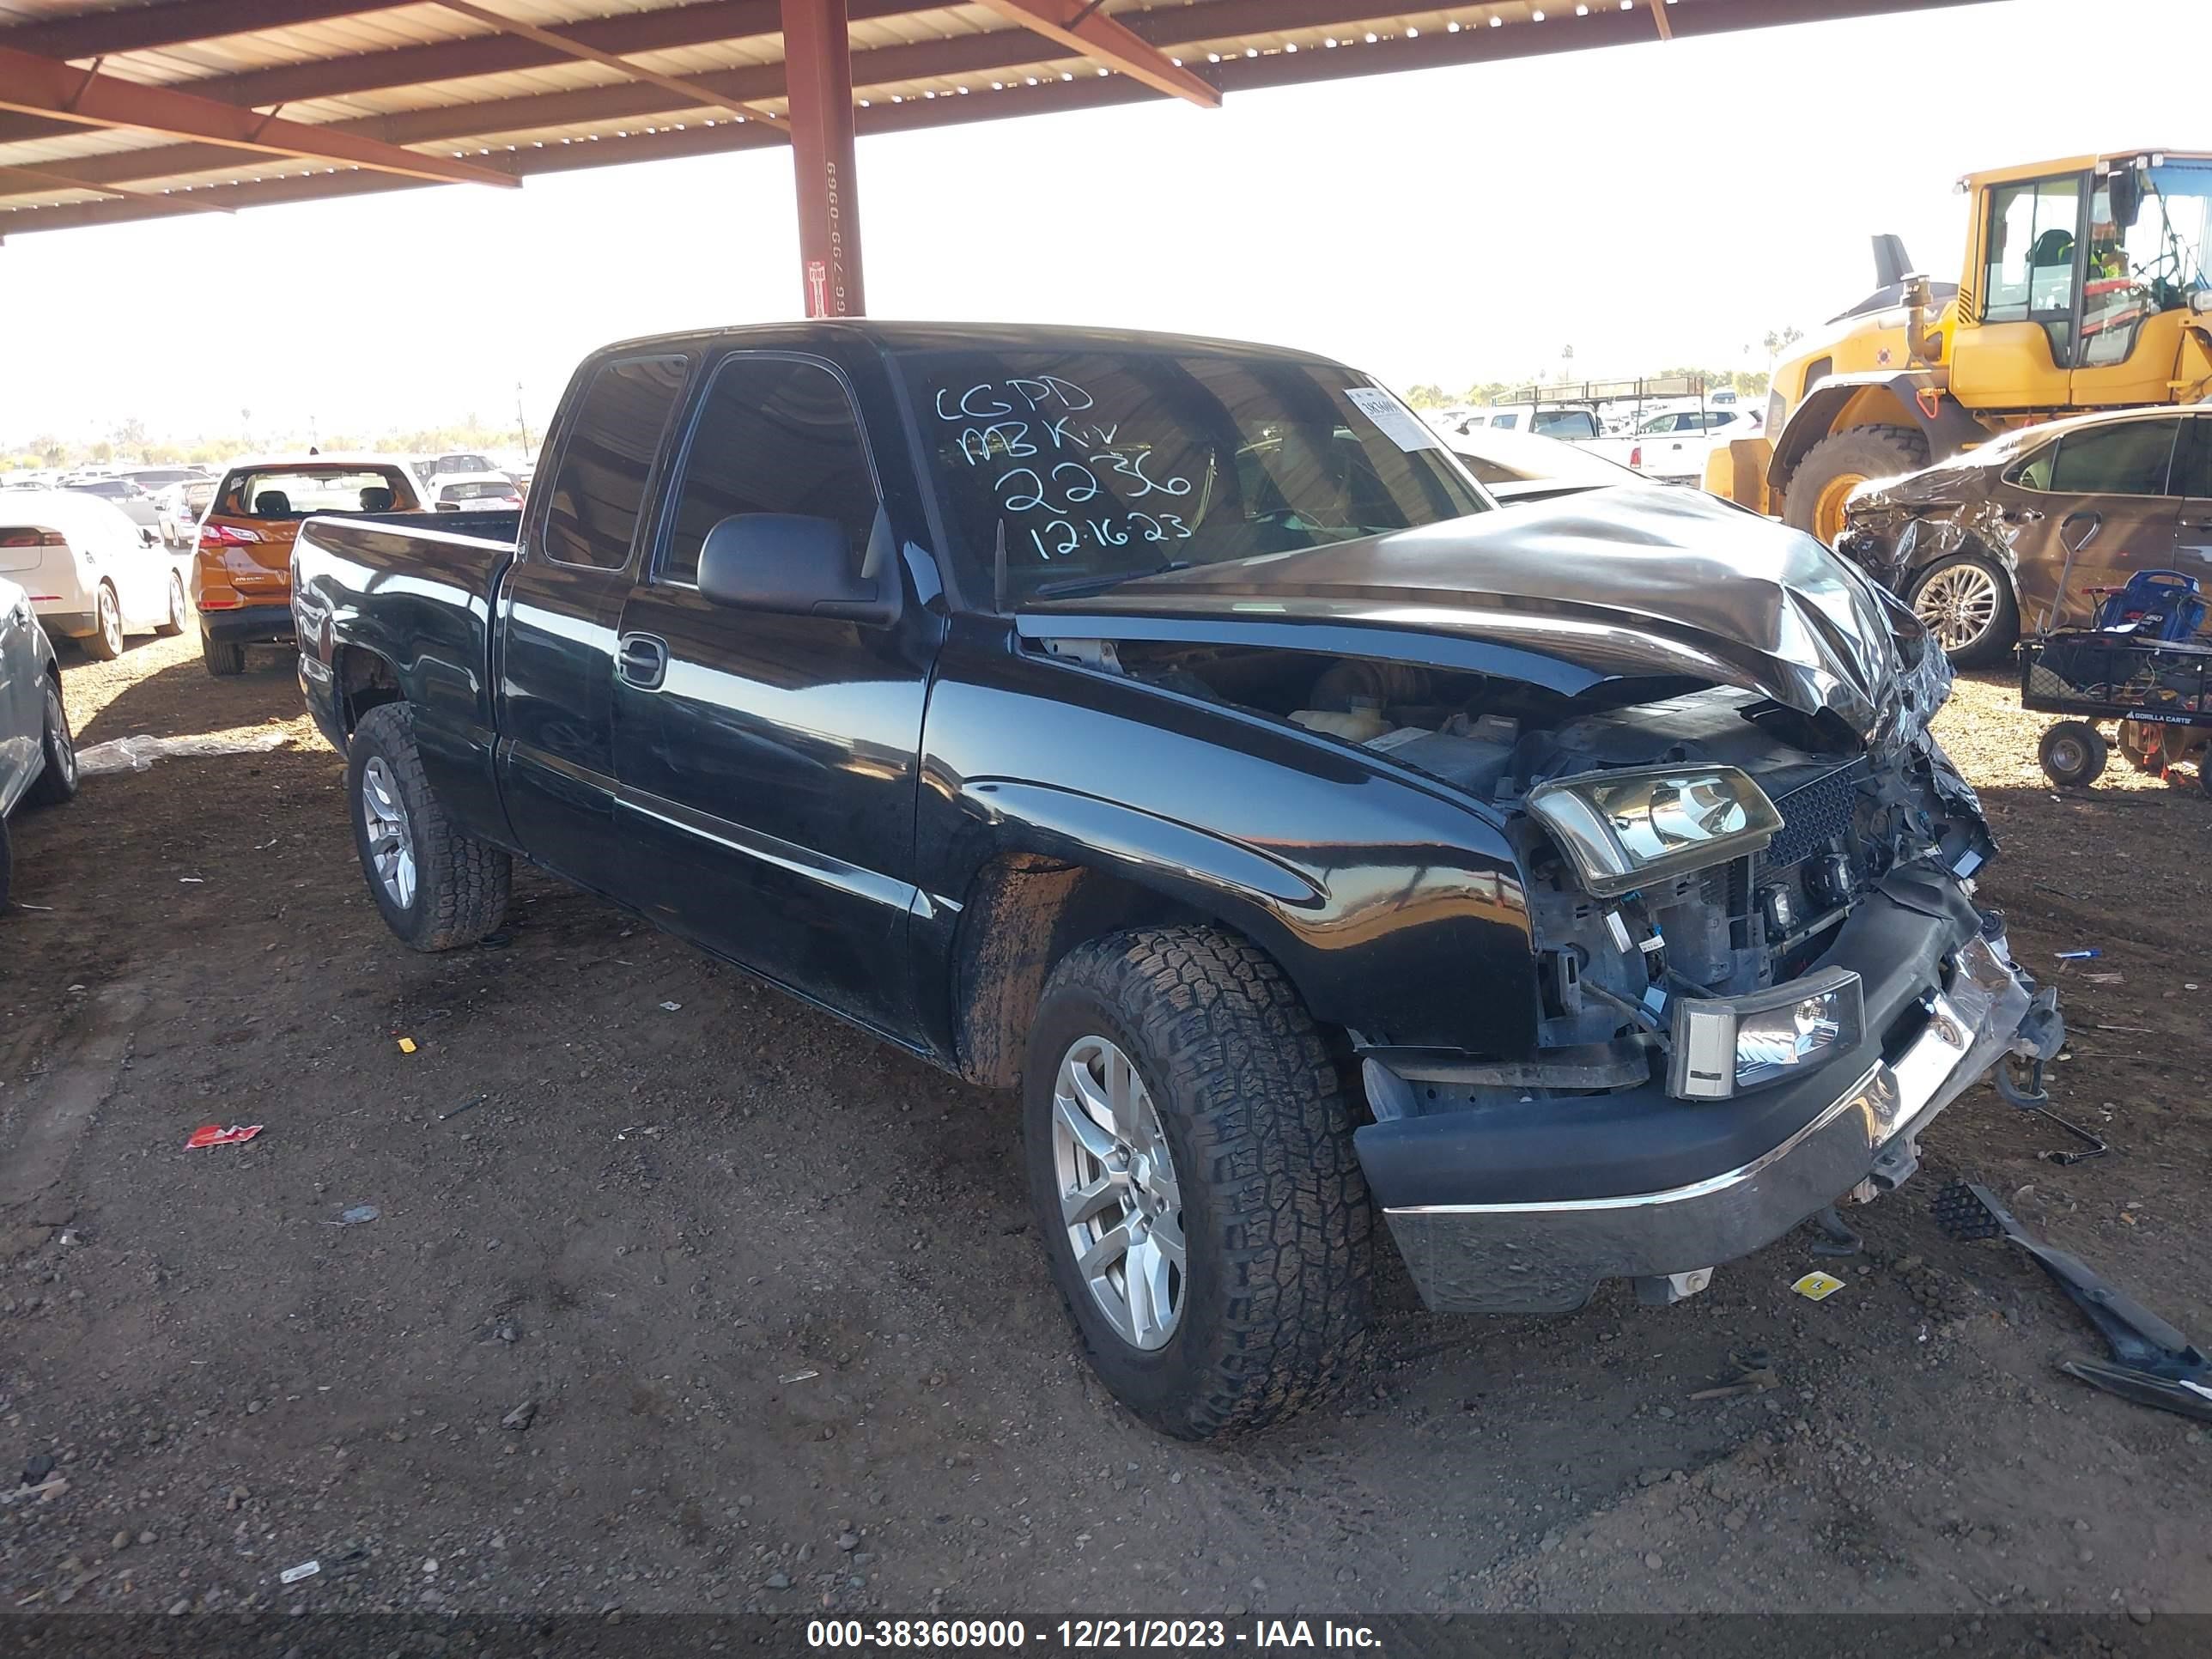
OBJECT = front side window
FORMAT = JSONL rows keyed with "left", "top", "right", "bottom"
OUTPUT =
{"left": 2172, "top": 416, "right": 2212, "bottom": 500}
{"left": 1489, "top": 411, "right": 1519, "bottom": 430}
{"left": 1984, "top": 174, "right": 2083, "bottom": 329}
{"left": 2043, "top": 419, "right": 2179, "bottom": 496}
{"left": 539, "top": 356, "right": 688, "bottom": 570}
{"left": 905, "top": 349, "right": 1487, "bottom": 609}
{"left": 659, "top": 356, "right": 878, "bottom": 586}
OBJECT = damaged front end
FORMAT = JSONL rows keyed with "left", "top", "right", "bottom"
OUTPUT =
{"left": 1021, "top": 493, "right": 2060, "bottom": 1316}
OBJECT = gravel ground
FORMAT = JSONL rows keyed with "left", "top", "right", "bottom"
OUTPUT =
{"left": 3, "top": 630, "right": 2209, "bottom": 1625}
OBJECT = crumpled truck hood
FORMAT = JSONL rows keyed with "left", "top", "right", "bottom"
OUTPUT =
{"left": 1018, "top": 486, "right": 1946, "bottom": 746}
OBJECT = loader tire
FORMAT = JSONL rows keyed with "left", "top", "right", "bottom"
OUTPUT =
{"left": 1784, "top": 424, "right": 1929, "bottom": 544}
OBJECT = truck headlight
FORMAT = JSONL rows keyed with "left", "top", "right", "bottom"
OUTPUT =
{"left": 1528, "top": 765, "right": 1781, "bottom": 898}
{"left": 1667, "top": 969, "right": 1864, "bottom": 1100}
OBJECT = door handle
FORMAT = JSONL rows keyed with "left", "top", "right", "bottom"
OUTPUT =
{"left": 617, "top": 633, "right": 668, "bottom": 690}
{"left": 2002, "top": 506, "right": 2045, "bottom": 524}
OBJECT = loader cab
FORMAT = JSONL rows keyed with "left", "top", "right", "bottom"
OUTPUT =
{"left": 1953, "top": 152, "right": 2212, "bottom": 412}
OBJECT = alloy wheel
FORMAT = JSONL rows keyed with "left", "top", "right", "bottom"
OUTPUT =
{"left": 1914, "top": 563, "right": 2002, "bottom": 653}
{"left": 360, "top": 756, "right": 417, "bottom": 910}
{"left": 98, "top": 586, "right": 122, "bottom": 657}
{"left": 1050, "top": 1034, "right": 1185, "bottom": 1351}
{"left": 46, "top": 684, "right": 75, "bottom": 790}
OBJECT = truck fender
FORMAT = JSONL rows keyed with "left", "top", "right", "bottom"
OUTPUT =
{"left": 937, "top": 778, "right": 1530, "bottom": 1087}
{"left": 1768, "top": 372, "right": 1987, "bottom": 489}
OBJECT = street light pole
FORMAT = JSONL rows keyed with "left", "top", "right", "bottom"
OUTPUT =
{"left": 515, "top": 383, "right": 532, "bottom": 455}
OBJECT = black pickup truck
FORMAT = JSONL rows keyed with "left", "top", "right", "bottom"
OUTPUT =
{"left": 292, "top": 323, "right": 2062, "bottom": 1439}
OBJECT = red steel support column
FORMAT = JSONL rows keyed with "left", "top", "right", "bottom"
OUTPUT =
{"left": 781, "top": 0, "right": 863, "bottom": 317}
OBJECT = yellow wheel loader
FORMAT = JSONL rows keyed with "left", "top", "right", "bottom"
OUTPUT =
{"left": 1711, "top": 149, "right": 2212, "bottom": 542}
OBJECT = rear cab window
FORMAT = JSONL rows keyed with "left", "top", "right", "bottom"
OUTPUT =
{"left": 536, "top": 356, "right": 690, "bottom": 570}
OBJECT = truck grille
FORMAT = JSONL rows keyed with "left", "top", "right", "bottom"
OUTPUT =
{"left": 1764, "top": 759, "right": 1870, "bottom": 868}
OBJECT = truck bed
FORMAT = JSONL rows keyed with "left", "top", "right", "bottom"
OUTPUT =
{"left": 291, "top": 507, "right": 520, "bottom": 769}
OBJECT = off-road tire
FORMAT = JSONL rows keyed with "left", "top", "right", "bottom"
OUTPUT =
{"left": 27, "top": 675, "right": 77, "bottom": 807}
{"left": 1023, "top": 926, "right": 1373, "bottom": 1439}
{"left": 81, "top": 582, "right": 123, "bottom": 661}
{"left": 347, "top": 701, "right": 510, "bottom": 951}
{"left": 155, "top": 573, "right": 187, "bottom": 637}
{"left": 2039, "top": 720, "right": 2108, "bottom": 787}
{"left": 201, "top": 634, "right": 246, "bottom": 677}
{"left": 1783, "top": 423, "right": 1930, "bottom": 542}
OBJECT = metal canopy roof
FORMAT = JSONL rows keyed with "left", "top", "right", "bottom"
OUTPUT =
{"left": 0, "top": 0, "right": 1988, "bottom": 239}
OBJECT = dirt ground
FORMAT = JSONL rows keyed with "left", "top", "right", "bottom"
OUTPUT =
{"left": 3, "top": 629, "right": 2209, "bottom": 1627}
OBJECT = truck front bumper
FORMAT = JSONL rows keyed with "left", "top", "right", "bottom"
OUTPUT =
{"left": 1358, "top": 873, "right": 2058, "bottom": 1315}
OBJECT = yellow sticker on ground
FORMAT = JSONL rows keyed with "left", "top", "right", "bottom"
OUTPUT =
{"left": 1791, "top": 1270, "right": 1846, "bottom": 1301}
{"left": 397, "top": 1037, "right": 416, "bottom": 1054}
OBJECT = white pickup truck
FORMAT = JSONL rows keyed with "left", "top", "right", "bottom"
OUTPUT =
{"left": 1587, "top": 403, "right": 1764, "bottom": 485}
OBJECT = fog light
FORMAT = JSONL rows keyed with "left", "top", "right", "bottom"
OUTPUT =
{"left": 1668, "top": 969, "right": 1863, "bottom": 1100}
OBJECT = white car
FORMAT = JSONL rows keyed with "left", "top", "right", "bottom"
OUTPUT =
{"left": 1588, "top": 404, "right": 1765, "bottom": 484}
{"left": 425, "top": 471, "right": 525, "bottom": 513}
{"left": 0, "top": 489, "right": 191, "bottom": 660}
{"left": 155, "top": 477, "right": 218, "bottom": 548}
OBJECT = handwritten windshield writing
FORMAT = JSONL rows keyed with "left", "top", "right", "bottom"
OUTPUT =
{"left": 936, "top": 374, "right": 1195, "bottom": 562}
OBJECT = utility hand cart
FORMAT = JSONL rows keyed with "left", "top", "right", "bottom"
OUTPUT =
{"left": 2019, "top": 512, "right": 2212, "bottom": 793}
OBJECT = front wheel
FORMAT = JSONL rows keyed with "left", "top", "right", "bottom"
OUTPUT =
{"left": 1023, "top": 927, "right": 1373, "bottom": 1440}
{"left": 2039, "top": 720, "right": 2108, "bottom": 787}
{"left": 346, "top": 702, "right": 511, "bottom": 951}
{"left": 1783, "top": 423, "right": 1930, "bottom": 544}
{"left": 1908, "top": 553, "right": 2021, "bottom": 668}
{"left": 26, "top": 676, "right": 77, "bottom": 806}
{"left": 155, "top": 573, "right": 186, "bottom": 637}
{"left": 81, "top": 583, "right": 123, "bottom": 661}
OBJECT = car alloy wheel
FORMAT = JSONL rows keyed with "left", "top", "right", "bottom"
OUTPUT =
{"left": 359, "top": 754, "right": 418, "bottom": 910}
{"left": 1913, "top": 562, "right": 2002, "bottom": 653}
{"left": 45, "top": 683, "right": 75, "bottom": 791}
{"left": 98, "top": 586, "right": 122, "bottom": 656}
{"left": 1050, "top": 1033, "right": 1185, "bottom": 1352}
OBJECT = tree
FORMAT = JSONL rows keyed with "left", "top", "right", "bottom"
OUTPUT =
{"left": 1761, "top": 326, "right": 1804, "bottom": 372}
{"left": 1402, "top": 384, "right": 1447, "bottom": 409}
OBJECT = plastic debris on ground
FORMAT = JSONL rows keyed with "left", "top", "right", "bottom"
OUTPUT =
{"left": 331, "top": 1205, "right": 380, "bottom": 1226}
{"left": 779, "top": 1370, "right": 820, "bottom": 1384}
{"left": 75, "top": 730, "right": 290, "bottom": 777}
{"left": 1791, "top": 1270, "right": 1847, "bottom": 1302}
{"left": 659, "top": 1000, "right": 682, "bottom": 1012}
{"left": 185, "top": 1124, "right": 263, "bottom": 1149}
{"left": 439, "top": 1096, "right": 483, "bottom": 1122}
{"left": 396, "top": 1037, "right": 416, "bottom": 1054}
{"left": 278, "top": 1561, "right": 320, "bottom": 1585}
{"left": 2056, "top": 949, "right": 2102, "bottom": 962}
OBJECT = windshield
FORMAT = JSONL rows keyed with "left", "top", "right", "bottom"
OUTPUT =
{"left": 902, "top": 349, "right": 1487, "bottom": 608}
{"left": 435, "top": 453, "right": 496, "bottom": 475}
{"left": 441, "top": 479, "right": 515, "bottom": 501}
{"left": 2133, "top": 161, "right": 2211, "bottom": 300}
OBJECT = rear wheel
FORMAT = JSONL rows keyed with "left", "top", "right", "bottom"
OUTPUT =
{"left": 1022, "top": 927, "right": 1373, "bottom": 1439}
{"left": 346, "top": 702, "right": 511, "bottom": 951}
{"left": 2039, "top": 720, "right": 2108, "bottom": 787}
{"left": 155, "top": 573, "right": 186, "bottom": 637}
{"left": 81, "top": 583, "right": 123, "bottom": 661}
{"left": 26, "top": 677, "right": 77, "bottom": 807}
{"left": 201, "top": 633, "right": 246, "bottom": 677}
{"left": 1908, "top": 553, "right": 2021, "bottom": 668}
{"left": 1784, "top": 423, "right": 1930, "bottom": 544}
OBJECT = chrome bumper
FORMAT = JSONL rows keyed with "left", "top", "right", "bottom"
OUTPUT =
{"left": 1382, "top": 931, "right": 2047, "bottom": 1315}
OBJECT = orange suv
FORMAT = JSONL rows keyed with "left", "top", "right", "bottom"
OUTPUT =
{"left": 194, "top": 455, "right": 423, "bottom": 676}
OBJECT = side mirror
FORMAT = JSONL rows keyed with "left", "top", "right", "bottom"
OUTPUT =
{"left": 139, "top": 525, "right": 161, "bottom": 546}
{"left": 697, "top": 512, "right": 895, "bottom": 625}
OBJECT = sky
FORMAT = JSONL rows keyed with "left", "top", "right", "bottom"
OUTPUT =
{"left": 0, "top": 0, "right": 2194, "bottom": 451}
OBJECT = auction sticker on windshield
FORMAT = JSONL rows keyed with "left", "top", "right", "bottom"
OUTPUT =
{"left": 1341, "top": 386, "right": 1441, "bottom": 453}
